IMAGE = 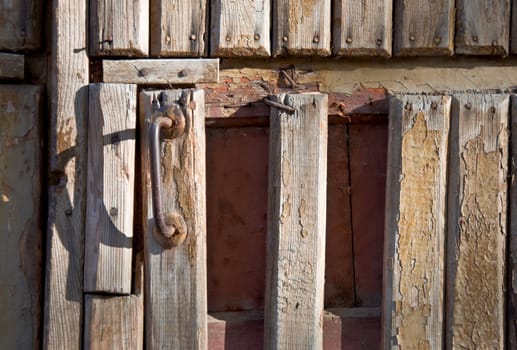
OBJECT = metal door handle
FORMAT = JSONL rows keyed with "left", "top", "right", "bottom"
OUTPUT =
{"left": 149, "top": 106, "right": 187, "bottom": 247}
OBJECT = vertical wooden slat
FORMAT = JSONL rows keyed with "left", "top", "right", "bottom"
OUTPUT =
{"left": 333, "top": 0, "right": 392, "bottom": 57}
{"left": 394, "top": 0, "right": 454, "bottom": 55}
{"left": 150, "top": 0, "right": 207, "bottom": 56}
{"left": 140, "top": 89, "right": 208, "bottom": 349}
{"left": 89, "top": 0, "right": 149, "bottom": 56}
{"left": 509, "top": 94, "right": 517, "bottom": 350}
{"left": 383, "top": 95, "right": 450, "bottom": 349}
{"left": 211, "top": 0, "right": 270, "bottom": 57}
{"left": 446, "top": 94, "right": 508, "bottom": 350}
{"left": 455, "top": 0, "right": 510, "bottom": 55}
{"left": 273, "top": 0, "right": 331, "bottom": 56}
{"left": 511, "top": 1, "right": 517, "bottom": 54}
{"left": 264, "top": 93, "right": 328, "bottom": 349}
{"left": 84, "top": 84, "right": 137, "bottom": 294}
{"left": 0, "top": 0, "right": 42, "bottom": 50}
{"left": 0, "top": 85, "right": 42, "bottom": 350}
{"left": 44, "top": 0, "right": 89, "bottom": 348}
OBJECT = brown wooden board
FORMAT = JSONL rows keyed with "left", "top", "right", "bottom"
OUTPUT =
{"left": 0, "top": 53, "right": 24, "bottom": 80}
{"left": 394, "top": 0, "right": 454, "bottom": 55}
{"left": 0, "top": 0, "right": 42, "bottom": 50}
{"left": 0, "top": 85, "right": 42, "bottom": 350}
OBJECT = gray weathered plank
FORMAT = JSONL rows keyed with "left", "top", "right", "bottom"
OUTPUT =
{"left": 0, "top": 53, "right": 24, "bottom": 79}
{"left": 84, "top": 84, "right": 137, "bottom": 294}
{"left": 333, "top": 0, "right": 392, "bottom": 57}
{"left": 383, "top": 95, "right": 450, "bottom": 350}
{"left": 89, "top": 0, "right": 149, "bottom": 56}
{"left": 511, "top": 1, "right": 517, "bottom": 54}
{"left": 264, "top": 93, "right": 328, "bottom": 349}
{"left": 140, "top": 89, "right": 207, "bottom": 349}
{"left": 150, "top": 0, "right": 207, "bottom": 56}
{"left": 273, "top": 0, "right": 331, "bottom": 56}
{"left": 0, "top": 0, "right": 42, "bottom": 50}
{"left": 455, "top": 0, "right": 510, "bottom": 55}
{"left": 0, "top": 85, "right": 42, "bottom": 350}
{"left": 211, "top": 0, "right": 270, "bottom": 57}
{"left": 103, "top": 59, "right": 219, "bottom": 84}
{"left": 43, "top": 0, "right": 89, "bottom": 348}
{"left": 446, "top": 94, "right": 508, "bottom": 350}
{"left": 84, "top": 253, "right": 144, "bottom": 350}
{"left": 394, "top": 0, "right": 454, "bottom": 55}
{"left": 510, "top": 94, "right": 517, "bottom": 350}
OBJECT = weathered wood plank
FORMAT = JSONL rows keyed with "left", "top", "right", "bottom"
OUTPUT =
{"left": 264, "top": 93, "right": 328, "bottom": 349}
{"left": 84, "top": 84, "right": 136, "bottom": 294}
{"left": 273, "top": 0, "right": 331, "bottom": 56}
{"left": 0, "top": 53, "right": 24, "bottom": 79}
{"left": 89, "top": 0, "right": 149, "bottom": 56}
{"left": 150, "top": 0, "right": 207, "bottom": 56}
{"left": 211, "top": 0, "right": 270, "bottom": 57}
{"left": 383, "top": 95, "right": 450, "bottom": 349}
{"left": 103, "top": 59, "right": 219, "bottom": 84}
{"left": 0, "top": 85, "right": 42, "bottom": 350}
{"left": 446, "top": 94, "right": 508, "bottom": 350}
{"left": 394, "top": 0, "right": 454, "bottom": 55}
{"left": 455, "top": 0, "right": 510, "bottom": 55}
{"left": 333, "top": 0, "right": 392, "bottom": 57}
{"left": 43, "top": 0, "right": 89, "bottom": 348}
{"left": 511, "top": 1, "right": 517, "bottom": 54}
{"left": 140, "top": 89, "right": 207, "bottom": 349}
{"left": 0, "top": 0, "right": 42, "bottom": 50}
{"left": 509, "top": 94, "right": 517, "bottom": 350}
{"left": 84, "top": 253, "right": 144, "bottom": 350}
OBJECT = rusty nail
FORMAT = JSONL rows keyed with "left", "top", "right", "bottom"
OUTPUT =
{"left": 431, "top": 101, "right": 438, "bottom": 110}
{"left": 111, "top": 134, "right": 120, "bottom": 144}
{"left": 110, "top": 207, "right": 118, "bottom": 216}
{"left": 264, "top": 97, "right": 295, "bottom": 113}
{"left": 376, "top": 39, "right": 382, "bottom": 46}
{"left": 404, "top": 102, "right": 412, "bottom": 111}
{"left": 409, "top": 34, "right": 416, "bottom": 41}
{"left": 178, "top": 69, "right": 189, "bottom": 77}
{"left": 313, "top": 36, "right": 320, "bottom": 43}
{"left": 190, "top": 34, "right": 196, "bottom": 41}
{"left": 490, "top": 106, "right": 496, "bottom": 113}
{"left": 282, "top": 36, "right": 288, "bottom": 42}
{"left": 254, "top": 33, "right": 260, "bottom": 41}
{"left": 465, "top": 102, "right": 472, "bottom": 110}
{"left": 346, "top": 37, "right": 352, "bottom": 44}
{"left": 65, "top": 208, "right": 73, "bottom": 216}
{"left": 472, "top": 35, "right": 478, "bottom": 42}
{"left": 433, "top": 37, "right": 441, "bottom": 44}
{"left": 225, "top": 35, "right": 231, "bottom": 42}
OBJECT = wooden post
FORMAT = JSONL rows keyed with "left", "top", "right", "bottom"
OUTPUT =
{"left": 140, "top": 89, "right": 208, "bottom": 349}
{"left": 446, "top": 94, "right": 508, "bottom": 350}
{"left": 0, "top": 85, "right": 42, "bottom": 350}
{"left": 264, "top": 93, "right": 328, "bottom": 349}
{"left": 509, "top": 94, "right": 517, "bottom": 350}
{"left": 84, "top": 84, "right": 137, "bottom": 294}
{"left": 44, "top": 0, "right": 89, "bottom": 348}
{"left": 383, "top": 95, "right": 451, "bottom": 349}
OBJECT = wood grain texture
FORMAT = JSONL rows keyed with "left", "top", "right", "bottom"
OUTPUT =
{"left": 0, "top": 53, "right": 24, "bottom": 79}
{"left": 264, "top": 93, "right": 328, "bottom": 349}
{"left": 0, "top": 85, "right": 42, "bottom": 350}
{"left": 90, "top": 0, "right": 149, "bottom": 56}
{"left": 510, "top": 94, "right": 517, "bottom": 350}
{"left": 511, "top": 0, "right": 517, "bottom": 53}
{"left": 333, "top": 0, "right": 392, "bottom": 57}
{"left": 43, "top": 0, "right": 89, "bottom": 348}
{"left": 446, "top": 94, "right": 508, "bottom": 350}
{"left": 383, "top": 95, "right": 450, "bottom": 350}
{"left": 140, "top": 89, "right": 207, "bottom": 349}
{"left": 0, "top": 0, "right": 42, "bottom": 50}
{"left": 84, "top": 84, "right": 137, "bottom": 294}
{"left": 394, "top": 0, "right": 454, "bottom": 56}
{"left": 103, "top": 59, "right": 219, "bottom": 84}
{"left": 150, "top": 0, "right": 207, "bottom": 56}
{"left": 273, "top": 0, "right": 331, "bottom": 56}
{"left": 455, "top": 0, "right": 510, "bottom": 55}
{"left": 211, "top": 0, "right": 270, "bottom": 57}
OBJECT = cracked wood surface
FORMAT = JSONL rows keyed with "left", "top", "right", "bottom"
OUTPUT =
{"left": 84, "top": 84, "right": 136, "bottom": 294}
{"left": 140, "top": 89, "right": 207, "bottom": 349}
{"left": 446, "top": 94, "right": 508, "bottom": 350}
{"left": 383, "top": 95, "right": 450, "bottom": 350}
{"left": 0, "top": 0, "right": 42, "bottom": 50}
{"left": 510, "top": 94, "right": 517, "bottom": 350}
{"left": 264, "top": 93, "right": 328, "bottom": 349}
{"left": 0, "top": 85, "right": 42, "bottom": 350}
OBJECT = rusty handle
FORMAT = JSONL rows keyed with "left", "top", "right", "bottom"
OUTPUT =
{"left": 149, "top": 107, "right": 187, "bottom": 247}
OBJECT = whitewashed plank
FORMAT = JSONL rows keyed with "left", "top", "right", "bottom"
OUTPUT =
{"left": 455, "top": 0, "right": 510, "bottom": 55}
{"left": 150, "top": 0, "right": 207, "bottom": 56}
{"left": 446, "top": 94, "right": 508, "bottom": 350}
{"left": 140, "top": 89, "right": 207, "bottom": 349}
{"left": 84, "top": 84, "right": 137, "bottom": 294}
{"left": 0, "top": 0, "right": 42, "bottom": 50}
{"left": 102, "top": 59, "right": 219, "bottom": 84}
{"left": 333, "top": 0, "right": 392, "bottom": 57}
{"left": 509, "top": 94, "right": 517, "bottom": 350}
{"left": 211, "top": 0, "right": 270, "bottom": 57}
{"left": 0, "top": 53, "right": 24, "bottom": 79}
{"left": 383, "top": 95, "right": 450, "bottom": 349}
{"left": 89, "top": 0, "right": 149, "bottom": 56}
{"left": 394, "top": 0, "right": 454, "bottom": 55}
{"left": 43, "top": 0, "right": 89, "bottom": 348}
{"left": 264, "top": 93, "right": 328, "bottom": 349}
{"left": 273, "top": 0, "right": 331, "bottom": 56}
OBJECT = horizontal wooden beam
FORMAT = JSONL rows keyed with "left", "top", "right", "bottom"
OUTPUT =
{"left": 102, "top": 59, "right": 218, "bottom": 84}
{"left": 0, "top": 53, "right": 24, "bottom": 80}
